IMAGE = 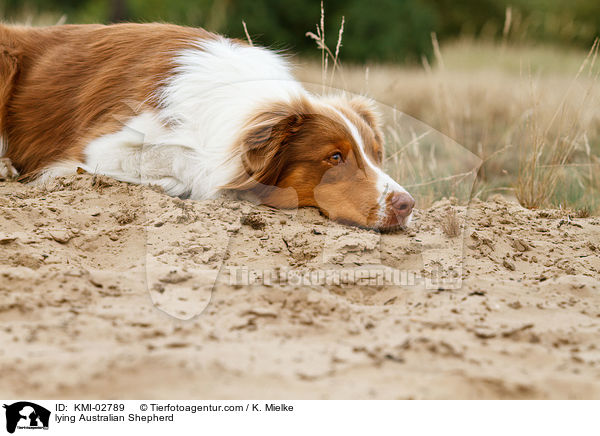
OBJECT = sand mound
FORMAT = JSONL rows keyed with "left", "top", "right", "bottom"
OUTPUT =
{"left": 1, "top": 174, "right": 599, "bottom": 399}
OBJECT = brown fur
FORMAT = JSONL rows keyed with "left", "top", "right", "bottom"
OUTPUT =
{"left": 226, "top": 97, "right": 387, "bottom": 227}
{"left": 0, "top": 23, "right": 215, "bottom": 178}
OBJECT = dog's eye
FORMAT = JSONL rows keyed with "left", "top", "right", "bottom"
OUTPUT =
{"left": 328, "top": 152, "right": 343, "bottom": 165}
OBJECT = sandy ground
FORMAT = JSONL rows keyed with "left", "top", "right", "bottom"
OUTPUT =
{"left": 1, "top": 173, "right": 600, "bottom": 399}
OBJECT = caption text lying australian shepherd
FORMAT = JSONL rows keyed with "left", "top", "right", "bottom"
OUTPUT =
{"left": 0, "top": 23, "right": 414, "bottom": 229}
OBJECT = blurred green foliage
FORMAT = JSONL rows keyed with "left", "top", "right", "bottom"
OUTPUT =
{"left": 0, "top": 0, "right": 598, "bottom": 63}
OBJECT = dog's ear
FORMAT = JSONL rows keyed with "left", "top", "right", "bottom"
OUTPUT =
{"left": 348, "top": 96, "right": 384, "bottom": 143}
{"left": 224, "top": 99, "right": 312, "bottom": 191}
{"left": 0, "top": 46, "right": 19, "bottom": 135}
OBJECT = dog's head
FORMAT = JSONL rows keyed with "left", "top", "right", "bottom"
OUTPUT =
{"left": 227, "top": 95, "right": 414, "bottom": 229}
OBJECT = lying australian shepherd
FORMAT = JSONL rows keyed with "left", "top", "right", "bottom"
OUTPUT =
{"left": 0, "top": 23, "right": 414, "bottom": 229}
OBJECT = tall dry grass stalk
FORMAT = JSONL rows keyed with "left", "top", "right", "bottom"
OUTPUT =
{"left": 502, "top": 7, "right": 513, "bottom": 47}
{"left": 305, "top": 0, "right": 345, "bottom": 90}
{"left": 242, "top": 21, "right": 253, "bottom": 47}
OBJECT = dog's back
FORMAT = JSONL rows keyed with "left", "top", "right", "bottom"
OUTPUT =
{"left": 0, "top": 23, "right": 212, "bottom": 178}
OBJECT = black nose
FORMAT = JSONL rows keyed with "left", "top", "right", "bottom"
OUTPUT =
{"left": 390, "top": 191, "right": 415, "bottom": 217}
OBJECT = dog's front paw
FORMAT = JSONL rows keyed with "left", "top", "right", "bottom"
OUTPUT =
{"left": 0, "top": 158, "right": 19, "bottom": 181}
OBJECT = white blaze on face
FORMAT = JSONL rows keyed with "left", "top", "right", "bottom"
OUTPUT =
{"left": 328, "top": 106, "right": 411, "bottom": 226}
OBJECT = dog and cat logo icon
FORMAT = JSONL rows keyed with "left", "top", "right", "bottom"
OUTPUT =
{"left": 2, "top": 402, "right": 50, "bottom": 433}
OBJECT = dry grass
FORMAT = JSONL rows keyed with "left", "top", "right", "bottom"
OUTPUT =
{"left": 305, "top": 0, "right": 345, "bottom": 89}
{"left": 515, "top": 38, "right": 599, "bottom": 210}
{"left": 441, "top": 209, "right": 461, "bottom": 238}
{"left": 296, "top": 36, "right": 600, "bottom": 214}
{"left": 575, "top": 206, "right": 592, "bottom": 218}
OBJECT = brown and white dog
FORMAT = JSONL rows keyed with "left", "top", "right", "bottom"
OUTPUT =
{"left": 0, "top": 23, "right": 414, "bottom": 229}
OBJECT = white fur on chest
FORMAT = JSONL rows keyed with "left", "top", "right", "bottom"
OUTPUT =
{"left": 82, "top": 37, "right": 305, "bottom": 198}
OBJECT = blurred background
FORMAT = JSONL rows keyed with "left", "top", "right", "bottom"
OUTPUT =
{"left": 1, "top": 0, "right": 599, "bottom": 212}
{"left": 1, "top": 0, "right": 599, "bottom": 63}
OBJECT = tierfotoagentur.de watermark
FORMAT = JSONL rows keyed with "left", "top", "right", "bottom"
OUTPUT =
{"left": 226, "top": 265, "right": 461, "bottom": 289}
